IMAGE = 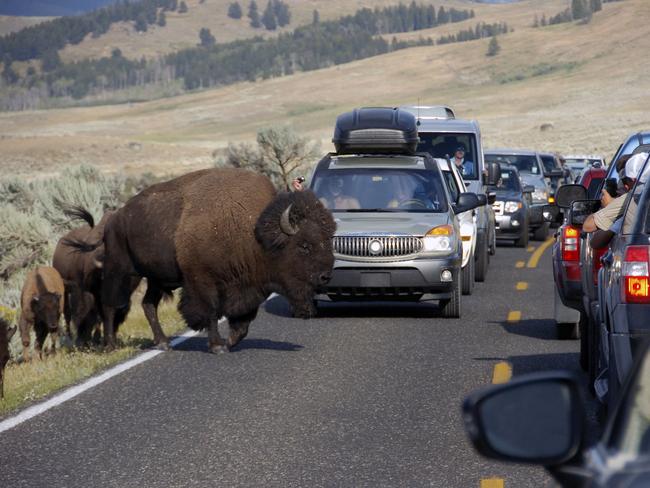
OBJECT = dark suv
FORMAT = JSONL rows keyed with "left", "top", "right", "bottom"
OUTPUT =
{"left": 489, "top": 164, "right": 533, "bottom": 247}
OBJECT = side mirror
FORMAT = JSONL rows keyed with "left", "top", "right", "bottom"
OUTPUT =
{"left": 487, "top": 191, "right": 497, "bottom": 205}
{"left": 523, "top": 185, "right": 535, "bottom": 194}
{"left": 486, "top": 162, "right": 501, "bottom": 186}
{"left": 475, "top": 194, "right": 487, "bottom": 207}
{"left": 455, "top": 193, "right": 480, "bottom": 213}
{"left": 542, "top": 204, "right": 560, "bottom": 222}
{"left": 463, "top": 372, "right": 585, "bottom": 466}
{"left": 555, "top": 184, "right": 588, "bottom": 209}
{"left": 569, "top": 199, "right": 600, "bottom": 226}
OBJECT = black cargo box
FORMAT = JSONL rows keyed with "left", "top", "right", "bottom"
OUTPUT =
{"left": 333, "top": 107, "right": 419, "bottom": 155}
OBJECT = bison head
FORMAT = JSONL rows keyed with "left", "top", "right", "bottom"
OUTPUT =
{"left": 255, "top": 190, "right": 336, "bottom": 318}
{"left": 32, "top": 292, "right": 62, "bottom": 333}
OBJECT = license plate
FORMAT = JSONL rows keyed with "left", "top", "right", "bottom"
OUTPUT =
{"left": 360, "top": 272, "right": 390, "bottom": 287}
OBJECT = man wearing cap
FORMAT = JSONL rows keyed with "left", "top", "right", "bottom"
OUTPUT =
{"left": 583, "top": 152, "right": 649, "bottom": 233}
{"left": 451, "top": 145, "right": 474, "bottom": 177}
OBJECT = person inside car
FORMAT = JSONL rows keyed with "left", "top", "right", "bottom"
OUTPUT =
{"left": 451, "top": 145, "right": 474, "bottom": 177}
{"left": 318, "top": 176, "right": 361, "bottom": 210}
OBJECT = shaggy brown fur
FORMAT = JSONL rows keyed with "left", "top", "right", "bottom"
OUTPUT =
{"left": 70, "top": 168, "right": 336, "bottom": 353}
{"left": 19, "top": 267, "right": 65, "bottom": 361}
{"left": 0, "top": 317, "right": 17, "bottom": 398}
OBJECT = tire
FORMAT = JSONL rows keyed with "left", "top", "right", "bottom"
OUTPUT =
{"left": 556, "top": 322, "right": 579, "bottom": 340}
{"left": 461, "top": 257, "right": 474, "bottom": 296}
{"left": 514, "top": 221, "right": 529, "bottom": 248}
{"left": 440, "top": 272, "right": 461, "bottom": 318}
{"left": 474, "top": 235, "right": 488, "bottom": 282}
{"left": 533, "top": 222, "right": 549, "bottom": 241}
{"left": 578, "top": 312, "right": 589, "bottom": 371}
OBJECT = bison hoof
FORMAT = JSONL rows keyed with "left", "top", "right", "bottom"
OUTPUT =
{"left": 209, "top": 344, "right": 229, "bottom": 354}
{"left": 154, "top": 341, "right": 171, "bottom": 351}
{"left": 292, "top": 307, "right": 316, "bottom": 319}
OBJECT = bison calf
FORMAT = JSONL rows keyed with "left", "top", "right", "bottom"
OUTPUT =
{"left": 19, "top": 267, "right": 65, "bottom": 361}
{"left": 0, "top": 317, "right": 17, "bottom": 398}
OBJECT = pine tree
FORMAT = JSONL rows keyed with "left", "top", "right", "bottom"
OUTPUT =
{"left": 199, "top": 27, "right": 216, "bottom": 47}
{"left": 541, "top": 14, "right": 547, "bottom": 26}
{"left": 312, "top": 9, "right": 319, "bottom": 24}
{"left": 248, "top": 0, "right": 261, "bottom": 28}
{"left": 179, "top": 1, "right": 188, "bottom": 13}
{"left": 41, "top": 49, "right": 62, "bottom": 72}
{"left": 571, "top": 0, "right": 588, "bottom": 19}
{"left": 2, "top": 58, "right": 18, "bottom": 84}
{"left": 591, "top": 0, "right": 602, "bottom": 12}
{"left": 261, "top": 1, "right": 277, "bottom": 30}
{"left": 273, "top": 0, "right": 290, "bottom": 27}
{"left": 486, "top": 35, "right": 500, "bottom": 57}
{"left": 228, "top": 2, "right": 243, "bottom": 19}
{"left": 135, "top": 13, "right": 148, "bottom": 32}
{"left": 158, "top": 11, "right": 167, "bottom": 27}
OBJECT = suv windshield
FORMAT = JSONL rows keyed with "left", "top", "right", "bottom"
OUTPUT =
{"left": 312, "top": 167, "right": 448, "bottom": 213}
{"left": 486, "top": 154, "right": 541, "bottom": 176}
{"left": 417, "top": 133, "right": 479, "bottom": 180}
{"left": 493, "top": 168, "right": 521, "bottom": 192}
{"left": 539, "top": 155, "right": 558, "bottom": 174}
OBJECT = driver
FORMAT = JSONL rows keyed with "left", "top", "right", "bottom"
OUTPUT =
{"left": 319, "top": 176, "right": 360, "bottom": 210}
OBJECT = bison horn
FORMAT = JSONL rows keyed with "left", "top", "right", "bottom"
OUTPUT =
{"left": 280, "top": 204, "right": 299, "bottom": 236}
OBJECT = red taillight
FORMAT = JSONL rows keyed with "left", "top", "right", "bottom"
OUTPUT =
{"left": 561, "top": 226, "right": 580, "bottom": 262}
{"left": 622, "top": 246, "right": 650, "bottom": 304}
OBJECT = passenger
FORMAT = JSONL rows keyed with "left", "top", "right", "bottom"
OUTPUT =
{"left": 319, "top": 176, "right": 361, "bottom": 210}
{"left": 291, "top": 176, "right": 305, "bottom": 191}
{"left": 387, "top": 178, "right": 415, "bottom": 208}
{"left": 582, "top": 154, "right": 634, "bottom": 233}
{"left": 451, "top": 145, "right": 474, "bottom": 177}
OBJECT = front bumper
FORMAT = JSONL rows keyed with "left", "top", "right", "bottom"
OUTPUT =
{"left": 495, "top": 210, "right": 526, "bottom": 239}
{"left": 320, "top": 252, "right": 461, "bottom": 301}
{"left": 528, "top": 204, "right": 547, "bottom": 227}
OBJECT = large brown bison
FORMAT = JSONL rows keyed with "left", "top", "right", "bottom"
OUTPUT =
{"left": 19, "top": 267, "right": 65, "bottom": 361}
{"left": 70, "top": 168, "right": 336, "bottom": 353}
{"left": 0, "top": 317, "right": 17, "bottom": 398}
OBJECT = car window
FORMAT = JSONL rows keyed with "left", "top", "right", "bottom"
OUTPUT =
{"left": 442, "top": 171, "right": 460, "bottom": 202}
{"left": 540, "top": 155, "right": 557, "bottom": 173}
{"left": 311, "top": 167, "right": 449, "bottom": 213}
{"left": 486, "top": 154, "right": 540, "bottom": 175}
{"left": 607, "top": 346, "right": 650, "bottom": 456}
{"left": 417, "top": 133, "right": 479, "bottom": 181}
{"left": 494, "top": 169, "right": 521, "bottom": 192}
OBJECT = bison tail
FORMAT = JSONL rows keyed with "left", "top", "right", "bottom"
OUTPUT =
{"left": 62, "top": 204, "right": 95, "bottom": 228}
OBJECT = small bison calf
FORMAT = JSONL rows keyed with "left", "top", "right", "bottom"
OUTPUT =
{"left": 1, "top": 317, "right": 17, "bottom": 398}
{"left": 19, "top": 267, "right": 65, "bottom": 361}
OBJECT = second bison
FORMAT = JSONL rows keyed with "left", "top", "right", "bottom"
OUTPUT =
{"left": 71, "top": 168, "right": 336, "bottom": 353}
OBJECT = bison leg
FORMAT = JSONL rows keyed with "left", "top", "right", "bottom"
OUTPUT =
{"left": 227, "top": 309, "right": 258, "bottom": 349}
{"left": 49, "top": 329, "right": 58, "bottom": 356}
{"left": 208, "top": 316, "right": 228, "bottom": 354}
{"left": 19, "top": 315, "right": 31, "bottom": 362}
{"left": 34, "top": 325, "right": 48, "bottom": 360}
{"left": 142, "top": 283, "right": 169, "bottom": 350}
{"left": 101, "top": 305, "right": 117, "bottom": 352}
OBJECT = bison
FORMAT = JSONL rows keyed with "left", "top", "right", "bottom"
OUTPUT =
{"left": 0, "top": 317, "right": 17, "bottom": 398}
{"left": 19, "top": 267, "right": 65, "bottom": 361}
{"left": 69, "top": 168, "right": 336, "bottom": 353}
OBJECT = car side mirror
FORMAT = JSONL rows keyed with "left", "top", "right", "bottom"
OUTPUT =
{"left": 475, "top": 194, "right": 487, "bottom": 207}
{"left": 486, "top": 162, "right": 501, "bottom": 186}
{"left": 542, "top": 204, "right": 559, "bottom": 222}
{"left": 455, "top": 193, "right": 480, "bottom": 213}
{"left": 569, "top": 199, "right": 600, "bottom": 226}
{"left": 487, "top": 191, "right": 497, "bottom": 205}
{"left": 523, "top": 185, "right": 535, "bottom": 194}
{"left": 463, "top": 372, "right": 585, "bottom": 466}
{"left": 555, "top": 184, "right": 588, "bottom": 208}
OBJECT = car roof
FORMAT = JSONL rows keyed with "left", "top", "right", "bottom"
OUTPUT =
{"left": 485, "top": 148, "right": 538, "bottom": 156}
{"left": 415, "top": 118, "right": 479, "bottom": 133}
{"left": 316, "top": 152, "right": 438, "bottom": 171}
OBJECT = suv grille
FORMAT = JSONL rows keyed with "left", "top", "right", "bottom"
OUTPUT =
{"left": 333, "top": 236, "right": 422, "bottom": 257}
{"left": 492, "top": 201, "right": 504, "bottom": 216}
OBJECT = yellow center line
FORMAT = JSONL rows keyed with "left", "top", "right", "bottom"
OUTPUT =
{"left": 527, "top": 236, "right": 554, "bottom": 268}
{"left": 507, "top": 310, "right": 521, "bottom": 322}
{"left": 516, "top": 281, "right": 528, "bottom": 291}
{"left": 481, "top": 478, "right": 505, "bottom": 488}
{"left": 492, "top": 361, "right": 512, "bottom": 384}
{"left": 526, "top": 245, "right": 535, "bottom": 252}
{"left": 515, "top": 260, "right": 525, "bottom": 268}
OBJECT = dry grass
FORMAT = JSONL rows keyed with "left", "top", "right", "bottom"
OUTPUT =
{"left": 0, "top": 302, "right": 187, "bottom": 416}
{"left": 0, "top": 15, "right": 52, "bottom": 36}
{"left": 1, "top": 0, "right": 649, "bottom": 177}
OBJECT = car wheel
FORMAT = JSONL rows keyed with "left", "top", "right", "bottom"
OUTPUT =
{"left": 514, "top": 221, "right": 529, "bottom": 248}
{"left": 440, "top": 272, "right": 461, "bottom": 318}
{"left": 578, "top": 312, "right": 589, "bottom": 371}
{"left": 474, "top": 236, "right": 488, "bottom": 282}
{"left": 461, "top": 257, "right": 474, "bottom": 296}
{"left": 533, "top": 222, "right": 549, "bottom": 241}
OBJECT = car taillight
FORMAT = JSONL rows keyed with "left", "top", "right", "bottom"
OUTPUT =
{"left": 622, "top": 246, "right": 650, "bottom": 304}
{"left": 561, "top": 226, "right": 580, "bottom": 262}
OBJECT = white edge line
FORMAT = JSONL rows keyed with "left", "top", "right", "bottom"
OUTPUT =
{"left": 0, "top": 327, "right": 203, "bottom": 434}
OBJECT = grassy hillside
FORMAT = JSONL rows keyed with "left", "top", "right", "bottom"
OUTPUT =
{"left": 0, "top": 15, "right": 52, "bottom": 35}
{"left": 0, "top": 0, "right": 648, "bottom": 177}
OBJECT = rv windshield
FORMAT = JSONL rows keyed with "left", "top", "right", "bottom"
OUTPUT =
{"left": 417, "top": 133, "right": 479, "bottom": 181}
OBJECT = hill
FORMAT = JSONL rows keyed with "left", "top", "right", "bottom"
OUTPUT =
{"left": 0, "top": 15, "right": 52, "bottom": 35}
{"left": 0, "top": 0, "right": 648, "bottom": 177}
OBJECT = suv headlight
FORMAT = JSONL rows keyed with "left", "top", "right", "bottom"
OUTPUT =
{"left": 532, "top": 188, "right": 548, "bottom": 202}
{"left": 423, "top": 225, "right": 454, "bottom": 252}
{"left": 505, "top": 201, "right": 522, "bottom": 213}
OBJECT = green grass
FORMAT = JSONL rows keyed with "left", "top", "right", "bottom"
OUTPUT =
{"left": 496, "top": 61, "right": 582, "bottom": 84}
{"left": 0, "top": 302, "right": 187, "bottom": 416}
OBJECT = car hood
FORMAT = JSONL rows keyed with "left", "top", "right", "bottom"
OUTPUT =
{"left": 519, "top": 173, "right": 547, "bottom": 189}
{"left": 333, "top": 212, "right": 453, "bottom": 236}
{"left": 495, "top": 190, "right": 522, "bottom": 201}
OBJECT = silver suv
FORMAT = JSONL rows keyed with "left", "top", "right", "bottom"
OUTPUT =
{"left": 309, "top": 152, "right": 481, "bottom": 318}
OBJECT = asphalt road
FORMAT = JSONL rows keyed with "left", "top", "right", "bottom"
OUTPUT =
{"left": 0, "top": 241, "right": 599, "bottom": 488}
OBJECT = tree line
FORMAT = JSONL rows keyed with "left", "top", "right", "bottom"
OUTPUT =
{"left": 533, "top": 0, "right": 610, "bottom": 27}
{"left": 436, "top": 21, "right": 510, "bottom": 45}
